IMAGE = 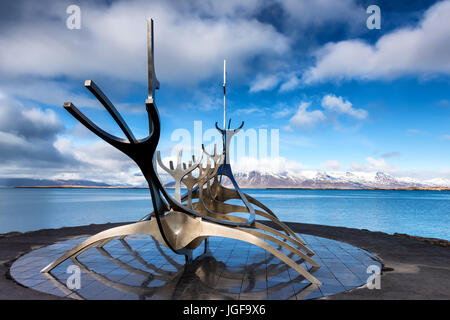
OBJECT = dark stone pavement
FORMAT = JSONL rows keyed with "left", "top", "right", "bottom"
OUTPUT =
{"left": 1, "top": 221, "right": 449, "bottom": 299}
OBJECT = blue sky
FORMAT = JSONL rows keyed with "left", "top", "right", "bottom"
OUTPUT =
{"left": 0, "top": 0, "right": 450, "bottom": 185}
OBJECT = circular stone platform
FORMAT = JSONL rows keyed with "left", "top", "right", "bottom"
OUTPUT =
{"left": 10, "top": 233, "right": 381, "bottom": 300}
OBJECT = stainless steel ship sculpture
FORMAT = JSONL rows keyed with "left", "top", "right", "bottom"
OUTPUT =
{"left": 41, "top": 19, "right": 322, "bottom": 286}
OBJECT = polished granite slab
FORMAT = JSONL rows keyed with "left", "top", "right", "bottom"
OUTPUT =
{"left": 10, "top": 233, "right": 381, "bottom": 300}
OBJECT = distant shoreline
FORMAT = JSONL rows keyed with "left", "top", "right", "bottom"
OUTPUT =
{"left": 13, "top": 185, "right": 450, "bottom": 191}
{"left": 14, "top": 186, "right": 148, "bottom": 189}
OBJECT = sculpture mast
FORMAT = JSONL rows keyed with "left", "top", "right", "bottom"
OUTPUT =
{"left": 147, "top": 18, "right": 160, "bottom": 103}
{"left": 223, "top": 59, "right": 226, "bottom": 130}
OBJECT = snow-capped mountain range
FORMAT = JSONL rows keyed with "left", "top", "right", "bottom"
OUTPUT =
{"left": 8, "top": 171, "right": 449, "bottom": 189}
{"left": 218, "top": 170, "right": 450, "bottom": 189}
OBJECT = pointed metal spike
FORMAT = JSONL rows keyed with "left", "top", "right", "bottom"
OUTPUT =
{"left": 176, "top": 150, "right": 182, "bottom": 168}
{"left": 147, "top": 18, "right": 160, "bottom": 101}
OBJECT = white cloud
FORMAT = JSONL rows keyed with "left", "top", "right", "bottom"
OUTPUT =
{"left": 350, "top": 161, "right": 365, "bottom": 172}
{"left": 407, "top": 129, "right": 423, "bottom": 134}
{"left": 250, "top": 72, "right": 302, "bottom": 93}
{"left": 234, "top": 107, "right": 265, "bottom": 116}
{"left": 351, "top": 157, "right": 395, "bottom": 172}
{"left": 53, "top": 137, "right": 145, "bottom": 186}
{"left": 302, "top": 0, "right": 450, "bottom": 83}
{"left": 0, "top": 93, "right": 71, "bottom": 168}
{"left": 366, "top": 157, "right": 389, "bottom": 169}
{"left": 0, "top": 79, "right": 99, "bottom": 109}
{"left": 249, "top": 74, "right": 280, "bottom": 93}
{"left": 184, "top": 90, "right": 222, "bottom": 112}
{"left": 0, "top": 131, "right": 28, "bottom": 148}
{"left": 0, "top": 94, "right": 63, "bottom": 140}
{"left": 54, "top": 138, "right": 133, "bottom": 173}
{"left": 278, "top": 0, "right": 363, "bottom": 29}
{"left": 52, "top": 137, "right": 207, "bottom": 186}
{"left": 21, "top": 108, "right": 63, "bottom": 132}
{"left": 273, "top": 108, "right": 292, "bottom": 118}
{"left": 321, "top": 94, "right": 367, "bottom": 119}
{"left": 278, "top": 75, "right": 300, "bottom": 92}
{"left": 287, "top": 102, "right": 325, "bottom": 130}
{"left": 232, "top": 156, "right": 306, "bottom": 175}
{"left": 0, "top": 0, "right": 289, "bottom": 86}
{"left": 284, "top": 95, "right": 368, "bottom": 131}
{"left": 322, "top": 160, "right": 342, "bottom": 170}
{"left": 381, "top": 152, "right": 400, "bottom": 159}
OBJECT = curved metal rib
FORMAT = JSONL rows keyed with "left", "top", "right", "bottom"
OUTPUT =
{"left": 193, "top": 200, "right": 313, "bottom": 255}
{"left": 209, "top": 178, "right": 306, "bottom": 245}
{"left": 199, "top": 218, "right": 321, "bottom": 285}
{"left": 63, "top": 102, "right": 128, "bottom": 151}
{"left": 41, "top": 219, "right": 164, "bottom": 273}
{"left": 71, "top": 256, "right": 176, "bottom": 300}
{"left": 156, "top": 150, "right": 202, "bottom": 202}
{"left": 215, "top": 121, "right": 244, "bottom": 134}
{"left": 85, "top": 80, "right": 137, "bottom": 144}
{"left": 97, "top": 244, "right": 176, "bottom": 279}
{"left": 193, "top": 191, "right": 314, "bottom": 256}
{"left": 181, "top": 159, "right": 210, "bottom": 208}
{"left": 199, "top": 178, "right": 308, "bottom": 247}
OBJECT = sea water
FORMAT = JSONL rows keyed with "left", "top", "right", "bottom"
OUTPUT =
{"left": 0, "top": 188, "right": 448, "bottom": 240}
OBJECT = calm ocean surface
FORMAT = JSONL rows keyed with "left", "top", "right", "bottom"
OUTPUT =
{"left": 0, "top": 188, "right": 449, "bottom": 240}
